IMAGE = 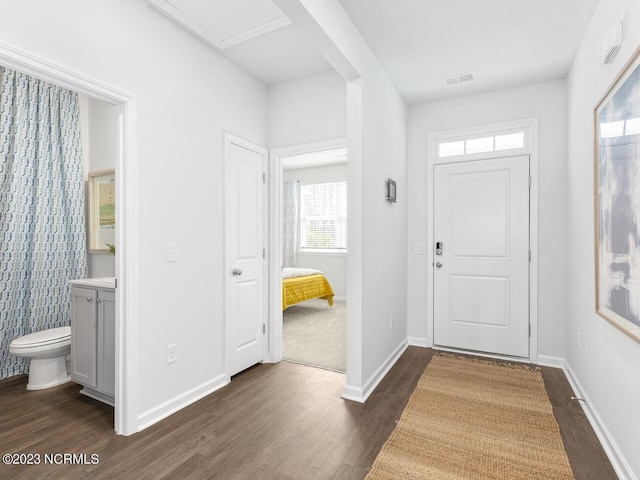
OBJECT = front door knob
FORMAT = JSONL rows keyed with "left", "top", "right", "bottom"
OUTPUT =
{"left": 435, "top": 262, "right": 443, "bottom": 268}
{"left": 232, "top": 268, "right": 243, "bottom": 276}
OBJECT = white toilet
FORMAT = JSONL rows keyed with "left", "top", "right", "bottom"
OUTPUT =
{"left": 9, "top": 326, "right": 71, "bottom": 390}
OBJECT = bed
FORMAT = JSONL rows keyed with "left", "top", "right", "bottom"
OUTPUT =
{"left": 282, "top": 267, "right": 335, "bottom": 310}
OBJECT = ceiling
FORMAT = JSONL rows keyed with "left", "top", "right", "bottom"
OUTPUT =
{"left": 337, "top": 0, "right": 601, "bottom": 105}
{"left": 222, "top": 25, "right": 332, "bottom": 85}
{"left": 149, "top": 0, "right": 602, "bottom": 105}
{"left": 147, "top": 0, "right": 332, "bottom": 85}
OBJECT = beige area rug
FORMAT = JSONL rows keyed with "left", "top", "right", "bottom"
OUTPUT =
{"left": 282, "top": 299, "right": 345, "bottom": 372}
{"left": 367, "top": 354, "right": 574, "bottom": 480}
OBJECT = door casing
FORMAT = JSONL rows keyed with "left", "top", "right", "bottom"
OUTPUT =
{"left": 426, "top": 119, "right": 539, "bottom": 364}
{"left": 0, "top": 40, "right": 137, "bottom": 435}
{"left": 224, "top": 133, "right": 269, "bottom": 378}
{"left": 267, "top": 138, "right": 347, "bottom": 364}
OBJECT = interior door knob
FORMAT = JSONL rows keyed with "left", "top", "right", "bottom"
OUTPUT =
{"left": 435, "top": 262, "right": 443, "bottom": 268}
{"left": 232, "top": 268, "right": 243, "bottom": 276}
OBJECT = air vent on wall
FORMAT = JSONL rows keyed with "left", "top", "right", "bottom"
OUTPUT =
{"left": 601, "top": 22, "right": 623, "bottom": 65}
{"left": 443, "top": 71, "right": 476, "bottom": 87}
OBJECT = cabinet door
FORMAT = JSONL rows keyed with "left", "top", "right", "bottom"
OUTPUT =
{"left": 96, "top": 289, "right": 116, "bottom": 396}
{"left": 71, "top": 287, "right": 97, "bottom": 387}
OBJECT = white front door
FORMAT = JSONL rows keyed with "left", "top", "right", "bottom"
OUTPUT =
{"left": 433, "top": 155, "right": 530, "bottom": 358}
{"left": 226, "top": 137, "right": 266, "bottom": 376}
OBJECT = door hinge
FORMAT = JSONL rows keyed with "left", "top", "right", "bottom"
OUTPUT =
{"left": 529, "top": 324, "right": 532, "bottom": 337}
{"left": 262, "top": 248, "right": 265, "bottom": 259}
{"left": 528, "top": 250, "right": 531, "bottom": 262}
{"left": 263, "top": 172, "right": 266, "bottom": 184}
{"left": 262, "top": 324, "right": 266, "bottom": 335}
{"left": 528, "top": 174, "right": 531, "bottom": 188}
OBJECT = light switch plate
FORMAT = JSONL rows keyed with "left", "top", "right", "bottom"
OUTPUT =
{"left": 414, "top": 242, "right": 426, "bottom": 254}
{"left": 167, "top": 344, "right": 177, "bottom": 364}
{"left": 167, "top": 243, "right": 178, "bottom": 262}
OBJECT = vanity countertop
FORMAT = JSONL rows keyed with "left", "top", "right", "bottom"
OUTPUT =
{"left": 69, "top": 277, "right": 116, "bottom": 289}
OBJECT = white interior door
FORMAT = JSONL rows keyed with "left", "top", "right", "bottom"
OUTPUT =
{"left": 227, "top": 138, "right": 266, "bottom": 376}
{"left": 433, "top": 155, "right": 530, "bottom": 358}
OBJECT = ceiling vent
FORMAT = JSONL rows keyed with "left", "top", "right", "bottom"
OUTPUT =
{"left": 601, "top": 22, "right": 623, "bottom": 65}
{"left": 443, "top": 72, "right": 476, "bottom": 87}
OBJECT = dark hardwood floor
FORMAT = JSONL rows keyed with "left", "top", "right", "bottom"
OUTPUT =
{"left": 0, "top": 347, "right": 616, "bottom": 479}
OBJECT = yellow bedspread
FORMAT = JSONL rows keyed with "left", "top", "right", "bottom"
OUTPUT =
{"left": 282, "top": 274, "right": 334, "bottom": 310}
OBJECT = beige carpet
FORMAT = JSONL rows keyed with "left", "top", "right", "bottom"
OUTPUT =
{"left": 366, "top": 353, "right": 574, "bottom": 480}
{"left": 282, "top": 299, "right": 345, "bottom": 372}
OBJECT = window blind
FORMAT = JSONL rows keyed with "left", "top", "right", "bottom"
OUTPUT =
{"left": 299, "top": 181, "right": 347, "bottom": 250}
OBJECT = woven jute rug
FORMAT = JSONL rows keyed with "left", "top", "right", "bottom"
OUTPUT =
{"left": 366, "top": 353, "right": 574, "bottom": 480}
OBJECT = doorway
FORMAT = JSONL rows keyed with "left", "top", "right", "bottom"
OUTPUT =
{"left": 427, "top": 119, "right": 539, "bottom": 362}
{"left": 281, "top": 147, "right": 347, "bottom": 372}
{"left": 433, "top": 155, "right": 530, "bottom": 358}
{"left": 0, "top": 42, "right": 136, "bottom": 435}
{"left": 224, "top": 134, "right": 268, "bottom": 377}
{"left": 268, "top": 139, "right": 348, "bottom": 370}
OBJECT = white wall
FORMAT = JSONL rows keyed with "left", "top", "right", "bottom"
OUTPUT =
{"left": 566, "top": 0, "right": 640, "bottom": 477}
{"left": 275, "top": 0, "right": 409, "bottom": 398}
{"left": 268, "top": 69, "right": 346, "bottom": 149}
{"left": 0, "top": 0, "right": 267, "bottom": 424}
{"left": 87, "top": 97, "right": 119, "bottom": 172}
{"left": 407, "top": 80, "right": 567, "bottom": 359}
{"left": 86, "top": 97, "right": 118, "bottom": 278}
{"left": 268, "top": 69, "right": 347, "bottom": 297}
{"left": 283, "top": 163, "right": 347, "bottom": 297}
{"left": 358, "top": 74, "right": 408, "bottom": 389}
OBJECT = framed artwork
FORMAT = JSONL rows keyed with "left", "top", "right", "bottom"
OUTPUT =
{"left": 88, "top": 169, "right": 115, "bottom": 253}
{"left": 594, "top": 47, "right": 640, "bottom": 342}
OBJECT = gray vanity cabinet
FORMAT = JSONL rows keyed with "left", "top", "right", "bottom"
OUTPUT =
{"left": 70, "top": 278, "right": 116, "bottom": 406}
{"left": 70, "top": 287, "right": 97, "bottom": 388}
{"left": 96, "top": 289, "right": 116, "bottom": 398}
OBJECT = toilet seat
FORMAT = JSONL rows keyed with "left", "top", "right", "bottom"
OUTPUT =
{"left": 10, "top": 326, "right": 71, "bottom": 354}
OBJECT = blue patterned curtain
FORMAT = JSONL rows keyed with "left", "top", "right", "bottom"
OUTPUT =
{"left": 0, "top": 67, "right": 87, "bottom": 379}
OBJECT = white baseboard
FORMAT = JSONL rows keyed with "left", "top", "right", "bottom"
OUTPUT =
{"left": 333, "top": 296, "right": 346, "bottom": 302}
{"left": 340, "top": 384, "right": 364, "bottom": 403}
{"left": 531, "top": 354, "right": 636, "bottom": 479}
{"left": 408, "top": 336, "right": 430, "bottom": 348}
{"left": 536, "top": 354, "right": 566, "bottom": 369}
{"left": 341, "top": 339, "right": 408, "bottom": 403}
{"left": 137, "top": 373, "right": 228, "bottom": 432}
{"left": 563, "top": 361, "right": 637, "bottom": 480}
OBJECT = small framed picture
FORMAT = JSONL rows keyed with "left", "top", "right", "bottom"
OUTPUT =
{"left": 386, "top": 178, "right": 397, "bottom": 203}
{"left": 88, "top": 169, "right": 115, "bottom": 253}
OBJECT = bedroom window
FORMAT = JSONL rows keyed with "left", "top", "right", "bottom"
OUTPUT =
{"left": 299, "top": 181, "right": 347, "bottom": 251}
